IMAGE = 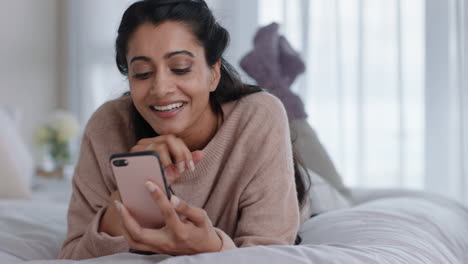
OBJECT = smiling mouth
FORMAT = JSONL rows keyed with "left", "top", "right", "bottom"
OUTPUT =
{"left": 150, "top": 102, "right": 186, "bottom": 112}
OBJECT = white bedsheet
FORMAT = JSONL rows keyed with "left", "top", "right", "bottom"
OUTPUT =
{"left": 0, "top": 200, "right": 67, "bottom": 263}
{"left": 1, "top": 191, "right": 467, "bottom": 264}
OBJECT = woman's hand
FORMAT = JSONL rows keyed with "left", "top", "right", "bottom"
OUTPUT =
{"left": 114, "top": 181, "right": 222, "bottom": 255}
{"left": 130, "top": 135, "right": 204, "bottom": 185}
{"left": 99, "top": 191, "right": 125, "bottom": 237}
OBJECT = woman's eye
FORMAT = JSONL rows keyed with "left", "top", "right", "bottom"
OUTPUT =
{"left": 172, "top": 68, "right": 191, "bottom": 75}
{"left": 133, "top": 72, "right": 152, "bottom": 80}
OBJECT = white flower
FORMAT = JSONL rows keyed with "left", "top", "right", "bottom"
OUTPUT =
{"left": 34, "top": 126, "right": 52, "bottom": 146}
{"left": 48, "top": 111, "right": 80, "bottom": 143}
{"left": 34, "top": 110, "right": 80, "bottom": 165}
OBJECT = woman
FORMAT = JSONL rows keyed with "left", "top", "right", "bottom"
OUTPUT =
{"left": 59, "top": 0, "right": 309, "bottom": 259}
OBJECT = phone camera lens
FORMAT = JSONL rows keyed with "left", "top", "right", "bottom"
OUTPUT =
{"left": 113, "top": 159, "right": 128, "bottom": 167}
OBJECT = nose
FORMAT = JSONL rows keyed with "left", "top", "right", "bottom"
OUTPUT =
{"left": 150, "top": 71, "right": 175, "bottom": 97}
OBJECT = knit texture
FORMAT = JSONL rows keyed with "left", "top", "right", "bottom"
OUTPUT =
{"left": 59, "top": 91, "right": 300, "bottom": 260}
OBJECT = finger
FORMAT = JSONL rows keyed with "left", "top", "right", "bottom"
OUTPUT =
{"left": 115, "top": 200, "right": 151, "bottom": 244}
{"left": 132, "top": 136, "right": 166, "bottom": 153}
{"left": 165, "top": 136, "right": 192, "bottom": 173}
{"left": 164, "top": 165, "right": 180, "bottom": 186}
{"left": 135, "top": 136, "right": 196, "bottom": 173}
{"left": 191, "top": 150, "right": 204, "bottom": 164}
{"left": 136, "top": 135, "right": 177, "bottom": 149}
{"left": 171, "top": 195, "right": 207, "bottom": 227}
{"left": 136, "top": 136, "right": 163, "bottom": 146}
{"left": 121, "top": 226, "right": 160, "bottom": 254}
{"left": 145, "top": 181, "right": 182, "bottom": 230}
{"left": 116, "top": 201, "right": 174, "bottom": 254}
{"left": 130, "top": 144, "right": 147, "bottom": 153}
{"left": 152, "top": 144, "right": 173, "bottom": 168}
{"left": 115, "top": 191, "right": 122, "bottom": 201}
{"left": 184, "top": 150, "right": 204, "bottom": 172}
{"left": 110, "top": 191, "right": 120, "bottom": 201}
{"left": 144, "top": 143, "right": 155, "bottom": 150}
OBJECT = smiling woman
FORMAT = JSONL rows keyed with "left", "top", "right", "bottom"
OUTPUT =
{"left": 59, "top": 0, "right": 309, "bottom": 260}
{"left": 127, "top": 22, "right": 220, "bottom": 147}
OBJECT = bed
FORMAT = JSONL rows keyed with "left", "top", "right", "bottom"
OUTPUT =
{"left": 1, "top": 186, "right": 467, "bottom": 264}
{"left": 5, "top": 108, "right": 466, "bottom": 263}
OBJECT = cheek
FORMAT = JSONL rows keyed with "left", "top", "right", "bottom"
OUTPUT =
{"left": 129, "top": 82, "right": 149, "bottom": 110}
{"left": 177, "top": 75, "right": 210, "bottom": 98}
{"left": 187, "top": 81, "right": 211, "bottom": 107}
{"left": 195, "top": 72, "right": 215, "bottom": 96}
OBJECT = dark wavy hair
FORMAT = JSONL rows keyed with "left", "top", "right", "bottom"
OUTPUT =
{"left": 115, "top": 0, "right": 310, "bottom": 219}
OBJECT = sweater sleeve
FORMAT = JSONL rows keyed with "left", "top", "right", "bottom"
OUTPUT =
{"left": 233, "top": 96, "right": 300, "bottom": 247}
{"left": 58, "top": 133, "right": 128, "bottom": 260}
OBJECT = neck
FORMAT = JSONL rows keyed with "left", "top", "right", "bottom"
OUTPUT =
{"left": 179, "top": 105, "right": 219, "bottom": 151}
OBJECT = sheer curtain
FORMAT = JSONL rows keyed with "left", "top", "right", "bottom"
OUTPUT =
{"left": 425, "top": 0, "right": 468, "bottom": 204}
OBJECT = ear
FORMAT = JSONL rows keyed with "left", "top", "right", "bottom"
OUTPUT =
{"left": 209, "top": 60, "right": 222, "bottom": 92}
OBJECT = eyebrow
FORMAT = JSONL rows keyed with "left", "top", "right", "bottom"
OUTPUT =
{"left": 130, "top": 56, "right": 151, "bottom": 64}
{"left": 163, "top": 50, "right": 195, "bottom": 59}
{"left": 130, "top": 50, "right": 195, "bottom": 64}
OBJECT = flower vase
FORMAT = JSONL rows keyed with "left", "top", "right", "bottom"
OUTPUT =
{"left": 36, "top": 166, "right": 64, "bottom": 179}
{"left": 36, "top": 143, "right": 69, "bottom": 179}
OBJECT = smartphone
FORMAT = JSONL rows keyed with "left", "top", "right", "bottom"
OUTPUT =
{"left": 110, "top": 151, "right": 171, "bottom": 229}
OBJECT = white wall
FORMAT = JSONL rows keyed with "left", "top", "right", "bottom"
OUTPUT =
{"left": 0, "top": 0, "right": 59, "bottom": 150}
{"left": 66, "top": 0, "right": 132, "bottom": 125}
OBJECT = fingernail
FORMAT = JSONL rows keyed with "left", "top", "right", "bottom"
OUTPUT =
{"left": 114, "top": 200, "right": 122, "bottom": 212}
{"left": 189, "top": 160, "right": 195, "bottom": 172}
{"left": 177, "top": 161, "right": 185, "bottom": 173}
{"left": 171, "top": 195, "right": 180, "bottom": 208}
{"left": 145, "top": 181, "right": 157, "bottom": 193}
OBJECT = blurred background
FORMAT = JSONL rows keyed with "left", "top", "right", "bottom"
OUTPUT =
{"left": 0, "top": 0, "right": 467, "bottom": 205}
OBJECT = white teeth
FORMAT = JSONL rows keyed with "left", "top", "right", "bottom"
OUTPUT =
{"left": 152, "top": 102, "right": 184, "bottom": 112}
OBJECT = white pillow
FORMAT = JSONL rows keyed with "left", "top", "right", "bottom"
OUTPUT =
{"left": 0, "top": 108, "right": 33, "bottom": 199}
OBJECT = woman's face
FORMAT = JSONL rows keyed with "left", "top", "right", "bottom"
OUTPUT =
{"left": 126, "top": 21, "right": 220, "bottom": 137}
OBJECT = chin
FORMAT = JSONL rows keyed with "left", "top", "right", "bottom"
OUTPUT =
{"left": 152, "top": 124, "right": 186, "bottom": 136}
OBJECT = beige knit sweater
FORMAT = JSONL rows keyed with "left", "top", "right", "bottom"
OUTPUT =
{"left": 59, "top": 91, "right": 300, "bottom": 260}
